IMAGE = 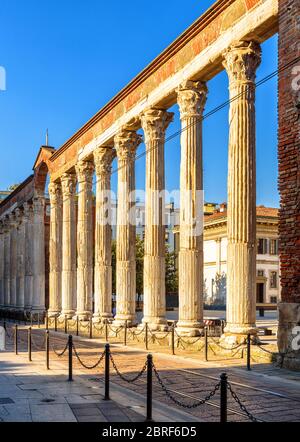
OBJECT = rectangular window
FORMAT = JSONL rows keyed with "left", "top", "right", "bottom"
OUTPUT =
{"left": 270, "top": 296, "right": 277, "bottom": 304}
{"left": 270, "top": 271, "right": 278, "bottom": 289}
{"left": 270, "top": 239, "right": 278, "bottom": 255}
{"left": 257, "top": 269, "right": 264, "bottom": 277}
{"left": 257, "top": 239, "right": 268, "bottom": 254}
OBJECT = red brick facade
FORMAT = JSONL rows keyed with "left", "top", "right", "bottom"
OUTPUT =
{"left": 278, "top": 0, "right": 300, "bottom": 303}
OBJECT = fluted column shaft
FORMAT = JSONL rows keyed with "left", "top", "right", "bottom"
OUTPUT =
{"left": 24, "top": 203, "right": 33, "bottom": 311}
{"left": 9, "top": 213, "right": 17, "bottom": 309}
{"left": 141, "top": 109, "right": 173, "bottom": 330}
{"left": 176, "top": 81, "right": 207, "bottom": 336}
{"left": 32, "top": 195, "right": 45, "bottom": 312}
{"left": 75, "top": 160, "right": 94, "bottom": 320}
{"left": 61, "top": 173, "right": 77, "bottom": 318}
{"left": 114, "top": 130, "right": 142, "bottom": 326}
{"left": 3, "top": 218, "right": 11, "bottom": 307}
{"left": 223, "top": 41, "right": 261, "bottom": 338}
{"left": 16, "top": 208, "right": 25, "bottom": 310}
{"left": 48, "top": 182, "right": 62, "bottom": 317}
{"left": 0, "top": 222, "right": 4, "bottom": 307}
{"left": 93, "top": 147, "right": 115, "bottom": 322}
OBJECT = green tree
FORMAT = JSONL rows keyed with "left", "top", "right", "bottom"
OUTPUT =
{"left": 165, "top": 245, "right": 178, "bottom": 294}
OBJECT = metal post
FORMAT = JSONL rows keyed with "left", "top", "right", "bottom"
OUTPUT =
{"left": 45, "top": 312, "right": 49, "bottom": 330}
{"left": 146, "top": 354, "right": 153, "bottom": 422}
{"left": 54, "top": 315, "right": 57, "bottom": 332}
{"left": 64, "top": 315, "right": 68, "bottom": 334}
{"left": 145, "top": 322, "right": 148, "bottom": 351}
{"left": 45, "top": 330, "right": 50, "bottom": 370}
{"left": 247, "top": 334, "right": 251, "bottom": 371}
{"left": 14, "top": 324, "right": 18, "bottom": 355}
{"left": 68, "top": 335, "right": 73, "bottom": 382}
{"left": 89, "top": 317, "right": 93, "bottom": 339}
{"left": 220, "top": 373, "right": 228, "bottom": 423}
{"left": 124, "top": 320, "right": 127, "bottom": 346}
{"left": 105, "top": 320, "right": 108, "bottom": 342}
{"left": 104, "top": 343, "right": 110, "bottom": 400}
{"left": 38, "top": 313, "right": 40, "bottom": 328}
{"left": 3, "top": 321, "right": 6, "bottom": 332}
{"left": 171, "top": 324, "right": 175, "bottom": 355}
{"left": 76, "top": 316, "right": 79, "bottom": 337}
{"left": 30, "top": 313, "right": 33, "bottom": 327}
{"left": 28, "top": 327, "right": 32, "bottom": 362}
{"left": 205, "top": 327, "right": 208, "bottom": 362}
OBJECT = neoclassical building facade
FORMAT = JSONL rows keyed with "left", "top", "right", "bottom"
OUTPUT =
{"left": 0, "top": 1, "right": 299, "bottom": 364}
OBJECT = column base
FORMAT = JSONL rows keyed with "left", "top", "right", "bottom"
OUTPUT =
{"left": 60, "top": 310, "right": 75, "bottom": 320}
{"left": 74, "top": 311, "right": 92, "bottom": 321}
{"left": 176, "top": 320, "right": 203, "bottom": 337}
{"left": 92, "top": 313, "right": 113, "bottom": 323}
{"left": 141, "top": 317, "right": 168, "bottom": 332}
{"left": 221, "top": 323, "right": 257, "bottom": 345}
{"left": 48, "top": 310, "right": 61, "bottom": 318}
{"left": 30, "top": 307, "right": 45, "bottom": 314}
{"left": 113, "top": 314, "right": 136, "bottom": 327}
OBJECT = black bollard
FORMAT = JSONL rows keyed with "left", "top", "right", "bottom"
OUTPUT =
{"left": 45, "top": 312, "right": 49, "bottom": 330}
{"left": 124, "top": 320, "right": 127, "bottom": 346}
{"left": 28, "top": 327, "right": 32, "bottom": 362}
{"left": 64, "top": 315, "right": 68, "bottom": 334}
{"left": 30, "top": 313, "right": 33, "bottom": 327}
{"left": 45, "top": 330, "right": 50, "bottom": 370}
{"left": 220, "top": 373, "right": 228, "bottom": 423}
{"left": 14, "top": 324, "right": 18, "bottom": 355}
{"left": 68, "top": 335, "right": 73, "bottom": 382}
{"left": 54, "top": 315, "right": 57, "bottom": 332}
{"left": 204, "top": 327, "right": 208, "bottom": 362}
{"left": 89, "top": 317, "right": 93, "bottom": 339}
{"left": 145, "top": 323, "right": 148, "bottom": 351}
{"left": 171, "top": 324, "right": 175, "bottom": 356}
{"left": 38, "top": 313, "right": 40, "bottom": 328}
{"left": 104, "top": 344, "right": 110, "bottom": 400}
{"left": 105, "top": 320, "right": 108, "bottom": 342}
{"left": 146, "top": 354, "right": 153, "bottom": 422}
{"left": 247, "top": 334, "right": 251, "bottom": 371}
{"left": 76, "top": 316, "right": 79, "bottom": 337}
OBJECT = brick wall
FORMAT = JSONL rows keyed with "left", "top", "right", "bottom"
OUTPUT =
{"left": 278, "top": 0, "right": 300, "bottom": 303}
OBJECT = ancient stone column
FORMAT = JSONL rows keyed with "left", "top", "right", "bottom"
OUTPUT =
{"left": 23, "top": 202, "right": 34, "bottom": 311}
{"left": 48, "top": 182, "right": 63, "bottom": 317}
{"left": 114, "top": 129, "right": 142, "bottom": 326}
{"left": 0, "top": 222, "right": 4, "bottom": 307}
{"left": 3, "top": 217, "right": 11, "bottom": 308}
{"left": 223, "top": 41, "right": 261, "bottom": 340}
{"left": 15, "top": 208, "right": 25, "bottom": 310}
{"left": 93, "top": 147, "right": 115, "bottom": 323}
{"left": 9, "top": 212, "right": 17, "bottom": 310}
{"left": 75, "top": 160, "right": 94, "bottom": 321}
{"left": 61, "top": 172, "right": 77, "bottom": 319}
{"left": 176, "top": 81, "right": 207, "bottom": 336}
{"left": 140, "top": 108, "right": 173, "bottom": 330}
{"left": 32, "top": 195, "right": 46, "bottom": 313}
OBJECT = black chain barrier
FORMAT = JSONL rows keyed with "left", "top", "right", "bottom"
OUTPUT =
{"left": 72, "top": 343, "right": 105, "bottom": 370}
{"left": 109, "top": 352, "right": 147, "bottom": 383}
{"left": 52, "top": 340, "right": 69, "bottom": 357}
{"left": 227, "top": 382, "right": 259, "bottom": 422}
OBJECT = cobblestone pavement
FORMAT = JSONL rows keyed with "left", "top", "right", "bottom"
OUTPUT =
{"left": 1, "top": 323, "right": 300, "bottom": 423}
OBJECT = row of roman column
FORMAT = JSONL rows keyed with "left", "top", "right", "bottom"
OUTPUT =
{"left": 0, "top": 196, "right": 46, "bottom": 313}
{"left": 48, "top": 40, "right": 261, "bottom": 337}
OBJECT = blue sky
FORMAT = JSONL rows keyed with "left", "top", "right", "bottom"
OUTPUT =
{"left": 0, "top": 0, "right": 278, "bottom": 206}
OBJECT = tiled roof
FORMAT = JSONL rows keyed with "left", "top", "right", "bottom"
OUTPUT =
{"left": 204, "top": 206, "right": 278, "bottom": 223}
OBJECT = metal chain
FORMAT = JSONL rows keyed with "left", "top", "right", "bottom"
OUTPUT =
{"left": 128, "top": 325, "right": 146, "bottom": 338}
{"left": 227, "top": 382, "right": 259, "bottom": 422}
{"left": 109, "top": 353, "right": 147, "bottom": 383}
{"left": 148, "top": 328, "right": 171, "bottom": 341}
{"left": 31, "top": 334, "right": 46, "bottom": 351}
{"left": 72, "top": 343, "right": 105, "bottom": 369}
{"left": 51, "top": 340, "right": 69, "bottom": 357}
{"left": 152, "top": 362, "right": 220, "bottom": 409}
{"left": 209, "top": 336, "right": 246, "bottom": 351}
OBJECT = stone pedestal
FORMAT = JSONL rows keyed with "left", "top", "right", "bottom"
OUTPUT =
{"left": 176, "top": 80, "right": 207, "bottom": 337}
{"left": 48, "top": 182, "right": 62, "bottom": 317}
{"left": 61, "top": 173, "right": 77, "bottom": 319}
{"left": 15, "top": 208, "right": 25, "bottom": 310}
{"left": 31, "top": 195, "right": 45, "bottom": 313}
{"left": 75, "top": 160, "right": 94, "bottom": 321}
{"left": 222, "top": 41, "right": 261, "bottom": 341}
{"left": 23, "top": 203, "right": 33, "bottom": 312}
{"left": 141, "top": 108, "right": 173, "bottom": 331}
{"left": 9, "top": 213, "right": 17, "bottom": 310}
{"left": 114, "top": 129, "right": 142, "bottom": 327}
{"left": 93, "top": 147, "right": 115, "bottom": 323}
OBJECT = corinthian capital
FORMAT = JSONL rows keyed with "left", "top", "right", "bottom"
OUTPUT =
{"left": 114, "top": 129, "right": 142, "bottom": 162}
{"left": 33, "top": 195, "right": 45, "bottom": 215}
{"left": 223, "top": 40, "right": 261, "bottom": 84}
{"left": 61, "top": 172, "right": 77, "bottom": 197}
{"left": 141, "top": 108, "right": 174, "bottom": 143}
{"left": 94, "top": 147, "right": 116, "bottom": 176}
{"left": 177, "top": 80, "right": 208, "bottom": 119}
{"left": 75, "top": 160, "right": 94, "bottom": 184}
{"left": 48, "top": 181, "right": 62, "bottom": 206}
